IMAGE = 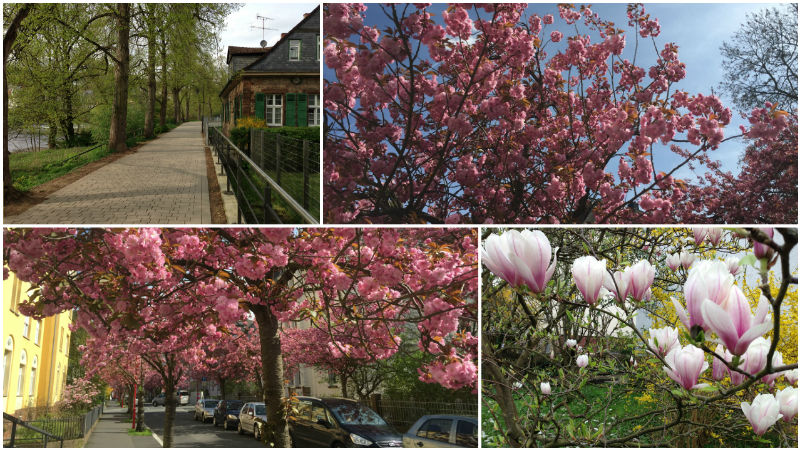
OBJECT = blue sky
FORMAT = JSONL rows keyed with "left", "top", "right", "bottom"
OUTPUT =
{"left": 324, "top": 2, "right": 789, "bottom": 180}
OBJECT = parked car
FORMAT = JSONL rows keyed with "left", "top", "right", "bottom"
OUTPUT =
{"left": 288, "top": 397, "right": 402, "bottom": 447}
{"left": 238, "top": 402, "right": 267, "bottom": 439}
{"left": 177, "top": 390, "right": 190, "bottom": 406}
{"left": 194, "top": 399, "right": 219, "bottom": 423}
{"left": 152, "top": 393, "right": 169, "bottom": 407}
{"left": 213, "top": 399, "right": 244, "bottom": 430}
{"left": 402, "top": 415, "right": 478, "bottom": 448}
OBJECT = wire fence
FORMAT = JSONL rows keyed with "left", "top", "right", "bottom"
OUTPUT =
{"left": 3, "top": 404, "right": 102, "bottom": 448}
{"left": 360, "top": 398, "right": 478, "bottom": 433}
{"left": 249, "top": 129, "right": 320, "bottom": 216}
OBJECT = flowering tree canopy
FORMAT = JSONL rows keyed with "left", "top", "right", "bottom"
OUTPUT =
{"left": 324, "top": 3, "right": 795, "bottom": 224}
{"left": 482, "top": 227, "right": 797, "bottom": 447}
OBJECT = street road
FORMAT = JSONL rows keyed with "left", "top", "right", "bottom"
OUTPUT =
{"left": 143, "top": 405, "right": 264, "bottom": 447}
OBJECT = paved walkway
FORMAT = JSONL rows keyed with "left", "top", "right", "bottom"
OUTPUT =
{"left": 85, "top": 405, "right": 161, "bottom": 448}
{"left": 5, "top": 122, "right": 210, "bottom": 224}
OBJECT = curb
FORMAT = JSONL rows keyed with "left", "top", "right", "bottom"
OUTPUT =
{"left": 142, "top": 423, "right": 164, "bottom": 447}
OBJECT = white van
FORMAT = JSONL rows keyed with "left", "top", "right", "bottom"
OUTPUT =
{"left": 177, "top": 390, "right": 190, "bottom": 406}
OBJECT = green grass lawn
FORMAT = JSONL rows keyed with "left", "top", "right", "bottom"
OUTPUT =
{"left": 10, "top": 145, "right": 110, "bottom": 191}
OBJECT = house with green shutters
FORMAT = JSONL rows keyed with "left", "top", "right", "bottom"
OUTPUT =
{"left": 219, "top": 6, "right": 320, "bottom": 134}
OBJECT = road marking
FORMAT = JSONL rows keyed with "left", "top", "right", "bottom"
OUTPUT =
{"left": 143, "top": 423, "right": 164, "bottom": 447}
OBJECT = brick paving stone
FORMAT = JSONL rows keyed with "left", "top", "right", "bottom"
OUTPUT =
{"left": 5, "top": 122, "right": 210, "bottom": 225}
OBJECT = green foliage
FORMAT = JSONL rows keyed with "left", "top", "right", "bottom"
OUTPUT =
{"left": 10, "top": 145, "right": 109, "bottom": 191}
{"left": 229, "top": 125, "right": 321, "bottom": 151}
{"left": 381, "top": 351, "right": 475, "bottom": 403}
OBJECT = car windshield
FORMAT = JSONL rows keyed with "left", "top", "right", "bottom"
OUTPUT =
{"left": 227, "top": 402, "right": 243, "bottom": 411}
{"left": 204, "top": 400, "right": 218, "bottom": 407}
{"left": 254, "top": 405, "right": 266, "bottom": 415}
{"left": 329, "top": 403, "right": 387, "bottom": 426}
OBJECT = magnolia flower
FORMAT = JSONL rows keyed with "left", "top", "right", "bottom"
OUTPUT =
{"left": 679, "top": 251, "right": 696, "bottom": 269}
{"left": 565, "top": 339, "right": 577, "bottom": 348}
{"left": 701, "top": 288, "right": 771, "bottom": 355}
{"left": 481, "top": 230, "right": 558, "bottom": 293}
{"left": 572, "top": 256, "right": 607, "bottom": 305}
{"left": 742, "top": 337, "right": 770, "bottom": 377}
{"left": 626, "top": 260, "right": 654, "bottom": 301}
{"left": 540, "top": 382, "right": 551, "bottom": 395}
{"left": 785, "top": 369, "right": 798, "bottom": 386}
{"left": 666, "top": 253, "right": 681, "bottom": 271}
{"left": 663, "top": 344, "right": 709, "bottom": 390}
{"left": 603, "top": 270, "right": 630, "bottom": 301}
{"left": 512, "top": 381, "right": 523, "bottom": 390}
{"left": 711, "top": 344, "right": 731, "bottom": 381}
{"left": 576, "top": 354, "right": 589, "bottom": 368}
{"left": 725, "top": 257, "right": 743, "bottom": 276}
{"left": 776, "top": 387, "right": 798, "bottom": 422}
{"left": 648, "top": 326, "right": 680, "bottom": 358}
{"left": 762, "top": 351, "right": 784, "bottom": 386}
{"left": 693, "top": 228, "right": 708, "bottom": 246}
{"left": 674, "top": 260, "right": 734, "bottom": 331}
{"left": 752, "top": 228, "right": 774, "bottom": 260}
{"left": 741, "top": 394, "right": 782, "bottom": 436}
{"left": 706, "top": 228, "right": 723, "bottom": 246}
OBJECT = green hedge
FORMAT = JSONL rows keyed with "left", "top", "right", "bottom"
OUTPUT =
{"left": 229, "top": 126, "right": 320, "bottom": 151}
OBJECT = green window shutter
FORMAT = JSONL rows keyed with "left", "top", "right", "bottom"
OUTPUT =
{"left": 286, "top": 93, "right": 297, "bottom": 126}
{"left": 255, "top": 93, "right": 265, "bottom": 120}
{"left": 297, "top": 93, "right": 308, "bottom": 127}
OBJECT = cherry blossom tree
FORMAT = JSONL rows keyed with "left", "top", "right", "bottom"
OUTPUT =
{"left": 3, "top": 227, "right": 477, "bottom": 448}
{"left": 323, "top": 3, "right": 793, "bottom": 224}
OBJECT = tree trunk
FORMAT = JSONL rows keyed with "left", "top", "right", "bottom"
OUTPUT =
{"left": 159, "top": 39, "right": 167, "bottom": 128}
{"left": 108, "top": 3, "right": 130, "bottom": 152}
{"left": 219, "top": 376, "right": 226, "bottom": 400}
{"left": 253, "top": 305, "right": 290, "bottom": 448}
{"left": 126, "top": 385, "right": 134, "bottom": 414}
{"left": 61, "top": 88, "right": 75, "bottom": 147}
{"left": 340, "top": 373, "right": 348, "bottom": 398}
{"left": 136, "top": 381, "right": 145, "bottom": 432}
{"left": 163, "top": 361, "right": 177, "bottom": 448}
{"left": 172, "top": 86, "right": 181, "bottom": 124}
{"left": 4, "top": 3, "right": 33, "bottom": 199}
{"left": 185, "top": 91, "right": 190, "bottom": 121}
{"left": 47, "top": 121, "right": 57, "bottom": 149}
{"left": 144, "top": 19, "right": 156, "bottom": 138}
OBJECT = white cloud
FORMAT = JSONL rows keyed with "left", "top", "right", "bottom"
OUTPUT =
{"left": 218, "top": 2, "right": 318, "bottom": 57}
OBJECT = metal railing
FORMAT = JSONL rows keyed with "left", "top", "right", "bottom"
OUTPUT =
{"left": 202, "top": 116, "right": 222, "bottom": 146}
{"left": 249, "top": 129, "right": 320, "bottom": 213}
{"left": 208, "top": 127, "right": 319, "bottom": 224}
{"left": 3, "top": 412, "right": 64, "bottom": 448}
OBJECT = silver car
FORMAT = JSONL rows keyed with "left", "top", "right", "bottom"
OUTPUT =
{"left": 238, "top": 402, "right": 267, "bottom": 440}
{"left": 403, "top": 415, "right": 478, "bottom": 448}
{"left": 194, "top": 399, "right": 219, "bottom": 422}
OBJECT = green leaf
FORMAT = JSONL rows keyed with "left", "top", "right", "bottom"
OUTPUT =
{"left": 738, "top": 254, "right": 757, "bottom": 267}
{"left": 696, "top": 384, "right": 719, "bottom": 392}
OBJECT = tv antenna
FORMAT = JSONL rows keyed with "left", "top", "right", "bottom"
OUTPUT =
{"left": 251, "top": 14, "right": 277, "bottom": 48}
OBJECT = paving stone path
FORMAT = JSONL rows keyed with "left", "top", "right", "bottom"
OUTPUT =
{"left": 5, "top": 122, "right": 210, "bottom": 224}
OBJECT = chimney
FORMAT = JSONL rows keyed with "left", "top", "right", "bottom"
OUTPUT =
{"left": 281, "top": 33, "right": 287, "bottom": 39}
{"left": 303, "top": 13, "right": 309, "bottom": 18}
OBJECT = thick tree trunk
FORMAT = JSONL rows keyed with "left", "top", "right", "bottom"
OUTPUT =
{"left": 108, "top": 3, "right": 130, "bottom": 152}
{"left": 159, "top": 40, "right": 167, "bottom": 128}
{"left": 3, "top": 3, "right": 32, "bottom": 200}
{"left": 61, "top": 89, "right": 75, "bottom": 146}
{"left": 185, "top": 91, "right": 189, "bottom": 121}
{"left": 218, "top": 376, "right": 226, "bottom": 400}
{"left": 126, "top": 385, "right": 134, "bottom": 414}
{"left": 172, "top": 87, "right": 181, "bottom": 124}
{"left": 340, "top": 373, "right": 348, "bottom": 398}
{"left": 253, "top": 305, "right": 290, "bottom": 448}
{"left": 47, "top": 121, "right": 57, "bottom": 149}
{"left": 144, "top": 25, "right": 156, "bottom": 138}
{"left": 136, "top": 381, "right": 145, "bottom": 432}
{"left": 163, "top": 363, "right": 177, "bottom": 448}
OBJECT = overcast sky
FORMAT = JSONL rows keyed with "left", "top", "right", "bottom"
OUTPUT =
{"left": 217, "top": 2, "right": 318, "bottom": 59}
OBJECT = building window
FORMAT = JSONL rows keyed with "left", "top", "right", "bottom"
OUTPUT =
{"left": 289, "top": 39, "right": 301, "bottom": 61}
{"left": 308, "top": 94, "right": 320, "bottom": 126}
{"left": 29, "top": 356, "right": 37, "bottom": 397}
{"left": 17, "top": 350, "right": 27, "bottom": 397}
{"left": 292, "top": 370, "right": 301, "bottom": 386}
{"left": 327, "top": 371, "right": 337, "bottom": 387}
{"left": 34, "top": 321, "right": 40, "bottom": 345}
{"left": 265, "top": 94, "right": 283, "bottom": 126}
{"left": 285, "top": 93, "right": 309, "bottom": 127}
{"left": 3, "top": 337, "right": 13, "bottom": 397}
{"left": 22, "top": 316, "right": 30, "bottom": 339}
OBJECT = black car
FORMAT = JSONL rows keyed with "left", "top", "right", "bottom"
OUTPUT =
{"left": 213, "top": 399, "right": 244, "bottom": 430}
{"left": 288, "top": 397, "right": 402, "bottom": 447}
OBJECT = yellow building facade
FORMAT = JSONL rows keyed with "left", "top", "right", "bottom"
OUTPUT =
{"left": 3, "top": 270, "right": 72, "bottom": 415}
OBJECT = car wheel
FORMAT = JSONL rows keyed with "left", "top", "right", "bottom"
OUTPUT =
{"left": 254, "top": 424, "right": 260, "bottom": 441}
{"left": 237, "top": 422, "right": 244, "bottom": 435}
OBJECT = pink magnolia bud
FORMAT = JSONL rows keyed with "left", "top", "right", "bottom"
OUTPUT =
{"left": 565, "top": 339, "right": 577, "bottom": 348}
{"left": 666, "top": 253, "right": 681, "bottom": 271}
{"left": 776, "top": 387, "right": 797, "bottom": 423}
{"left": 741, "top": 394, "right": 782, "bottom": 436}
{"left": 742, "top": 337, "right": 770, "bottom": 377}
{"left": 752, "top": 228, "right": 775, "bottom": 260}
{"left": 675, "top": 260, "right": 734, "bottom": 331}
{"left": 663, "top": 344, "right": 709, "bottom": 390}
{"left": 481, "top": 230, "right": 558, "bottom": 293}
{"left": 626, "top": 260, "right": 654, "bottom": 301}
{"left": 706, "top": 228, "right": 723, "bottom": 246}
{"left": 785, "top": 369, "right": 798, "bottom": 386}
{"left": 540, "top": 382, "right": 551, "bottom": 395}
{"left": 572, "top": 256, "right": 607, "bottom": 305}
{"left": 762, "top": 351, "right": 784, "bottom": 386}
{"left": 701, "top": 288, "right": 771, "bottom": 355}
{"left": 725, "top": 258, "right": 743, "bottom": 276}
{"left": 693, "top": 228, "right": 708, "bottom": 246}
{"left": 648, "top": 326, "right": 679, "bottom": 358}
{"left": 711, "top": 344, "right": 731, "bottom": 381}
{"left": 679, "top": 251, "right": 696, "bottom": 269}
{"left": 576, "top": 354, "right": 589, "bottom": 368}
{"left": 603, "top": 270, "right": 630, "bottom": 301}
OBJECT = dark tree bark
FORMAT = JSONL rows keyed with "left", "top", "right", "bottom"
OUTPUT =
{"left": 3, "top": 3, "right": 33, "bottom": 199}
{"left": 340, "top": 373, "right": 348, "bottom": 398}
{"left": 136, "top": 381, "right": 145, "bottom": 432}
{"left": 159, "top": 38, "right": 167, "bottom": 128}
{"left": 107, "top": 3, "right": 130, "bottom": 152}
{"left": 172, "top": 86, "right": 181, "bottom": 124}
{"left": 144, "top": 12, "right": 156, "bottom": 138}
{"left": 252, "top": 305, "right": 290, "bottom": 448}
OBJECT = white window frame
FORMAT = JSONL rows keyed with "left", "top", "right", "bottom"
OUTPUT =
{"left": 289, "top": 40, "right": 301, "bottom": 61}
{"left": 17, "top": 350, "right": 26, "bottom": 397}
{"left": 22, "top": 316, "right": 30, "bottom": 339}
{"left": 265, "top": 94, "right": 283, "bottom": 126}
{"left": 29, "top": 356, "right": 37, "bottom": 397}
{"left": 308, "top": 94, "right": 320, "bottom": 126}
{"left": 33, "top": 321, "right": 40, "bottom": 345}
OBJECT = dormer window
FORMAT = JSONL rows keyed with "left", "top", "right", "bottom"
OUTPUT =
{"left": 289, "top": 40, "right": 301, "bottom": 61}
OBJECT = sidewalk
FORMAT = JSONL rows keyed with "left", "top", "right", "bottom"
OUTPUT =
{"left": 84, "top": 406, "right": 161, "bottom": 448}
{"left": 5, "top": 121, "right": 210, "bottom": 224}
